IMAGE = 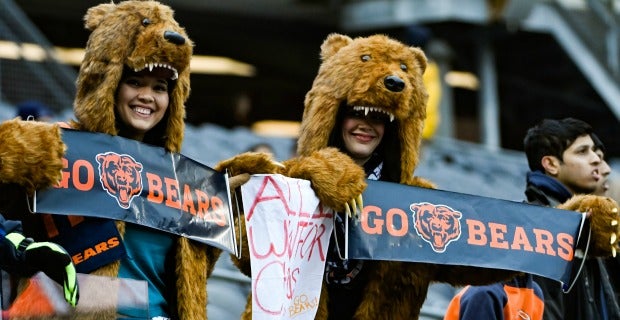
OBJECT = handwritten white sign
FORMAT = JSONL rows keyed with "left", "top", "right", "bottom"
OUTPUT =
{"left": 241, "top": 174, "right": 334, "bottom": 320}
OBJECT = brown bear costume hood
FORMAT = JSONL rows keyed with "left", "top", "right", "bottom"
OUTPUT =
{"left": 72, "top": 0, "right": 192, "bottom": 153}
{"left": 297, "top": 33, "right": 428, "bottom": 185}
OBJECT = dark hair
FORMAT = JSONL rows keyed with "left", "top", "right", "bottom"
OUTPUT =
{"left": 591, "top": 132, "right": 606, "bottom": 155}
{"left": 523, "top": 118, "right": 593, "bottom": 171}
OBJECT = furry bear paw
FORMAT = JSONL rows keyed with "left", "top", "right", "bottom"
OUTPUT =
{"left": 215, "top": 152, "right": 284, "bottom": 194}
{"left": 558, "top": 194, "right": 620, "bottom": 258}
{"left": 283, "top": 147, "right": 366, "bottom": 216}
{"left": 215, "top": 151, "right": 284, "bottom": 176}
{"left": 0, "top": 119, "right": 66, "bottom": 194}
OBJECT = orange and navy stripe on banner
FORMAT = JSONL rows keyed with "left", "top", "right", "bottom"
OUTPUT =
{"left": 33, "top": 129, "right": 237, "bottom": 256}
{"left": 347, "top": 180, "right": 585, "bottom": 287}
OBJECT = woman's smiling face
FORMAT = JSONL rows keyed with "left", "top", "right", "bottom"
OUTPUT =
{"left": 115, "top": 68, "right": 171, "bottom": 141}
{"left": 341, "top": 108, "right": 386, "bottom": 165}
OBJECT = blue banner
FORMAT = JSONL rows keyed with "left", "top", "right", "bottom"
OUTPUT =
{"left": 348, "top": 180, "right": 585, "bottom": 285}
{"left": 33, "top": 129, "right": 237, "bottom": 256}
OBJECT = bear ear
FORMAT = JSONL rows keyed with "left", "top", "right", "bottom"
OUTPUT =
{"left": 84, "top": 2, "right": 116, "bottom": 31}
{"left": 320, "top": 33, "right": 353, "bottom": 61}
{"left": 409, "top": 46, "right": 428, "bottom": 74}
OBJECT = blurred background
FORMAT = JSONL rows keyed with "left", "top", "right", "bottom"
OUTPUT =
{"left": 4, "top": 0, "right": 620, "bottom": 154}
{"left": 2, "top": 0, "right": 620, "bottom": 318}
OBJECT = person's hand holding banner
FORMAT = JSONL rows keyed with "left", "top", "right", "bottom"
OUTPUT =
{"left": 228, "top": 173, "right": 251, "bottom": 191}
{"left": 557, "top": 194, "right": 620, "bottom": 257}
{"left": 215, "top": 151, "right": 285, "bottom": 178}
{"left": 283, "top": 147, "right": 366, "bottom": 219}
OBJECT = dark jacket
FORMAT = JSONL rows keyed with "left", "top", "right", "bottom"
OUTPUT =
{"left": 526, "top": 171, "right": 620, "bottom": 320}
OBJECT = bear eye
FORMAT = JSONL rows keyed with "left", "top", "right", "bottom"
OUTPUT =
{"left": 142, "top": 18, "right": 151, "bottom": 26}
{"left": 400, "top": 63, "right": 408, "bottom": 71}
{"left": 361, "top": 55, "right": 371, "bottom": 62}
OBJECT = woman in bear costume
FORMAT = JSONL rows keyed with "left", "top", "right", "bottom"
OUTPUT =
{"left": 292, "top": 33, "right": 620, "bottom": 319}
{"left": 214, "top": 33, "right": 620, "bottom": 320}
{"left": 0, "top": 1, "right": 219, "bottom": 318}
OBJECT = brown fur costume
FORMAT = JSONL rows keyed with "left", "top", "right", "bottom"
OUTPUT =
{"left": 217, "top": 33, "right": 620, "bottom": 320}
{"left": 0, "top": 1, "right": 217, "bottom": 319}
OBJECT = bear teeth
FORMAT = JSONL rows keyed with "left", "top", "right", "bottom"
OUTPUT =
{"left": 352, "top": 106, "right": 395, "bottom": 122}
{"left": 134, "top": 63, "right": 179, "bottom": 80}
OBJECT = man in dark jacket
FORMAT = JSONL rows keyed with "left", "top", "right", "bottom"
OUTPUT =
{"left": 524, "top": 117, "right": 620, "bottom": 320}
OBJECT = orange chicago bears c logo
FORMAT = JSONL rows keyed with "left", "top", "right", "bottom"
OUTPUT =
{"left": 410, "top": 202, "right": 462, "bottom": 253}
{"left": 96, "top": 152, "right": 144, "bottom": 209}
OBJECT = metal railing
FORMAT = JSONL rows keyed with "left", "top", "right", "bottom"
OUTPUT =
{"left": 521, "top": 0, "right": 620, "bottom": 120}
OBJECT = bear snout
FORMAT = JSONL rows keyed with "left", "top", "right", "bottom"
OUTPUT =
{"left": 164, "top": 30, "right": 186, "bottom": 45}
{"left": 384, "top": 75, "right": 405, "bottom": 92}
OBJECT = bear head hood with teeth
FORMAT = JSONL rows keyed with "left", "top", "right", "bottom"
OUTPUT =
{"left": 72, "top": 0, "right": 192, "bottom": 153}
{"left": 297, "top": 33, "right": 428, "bottom": 185}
